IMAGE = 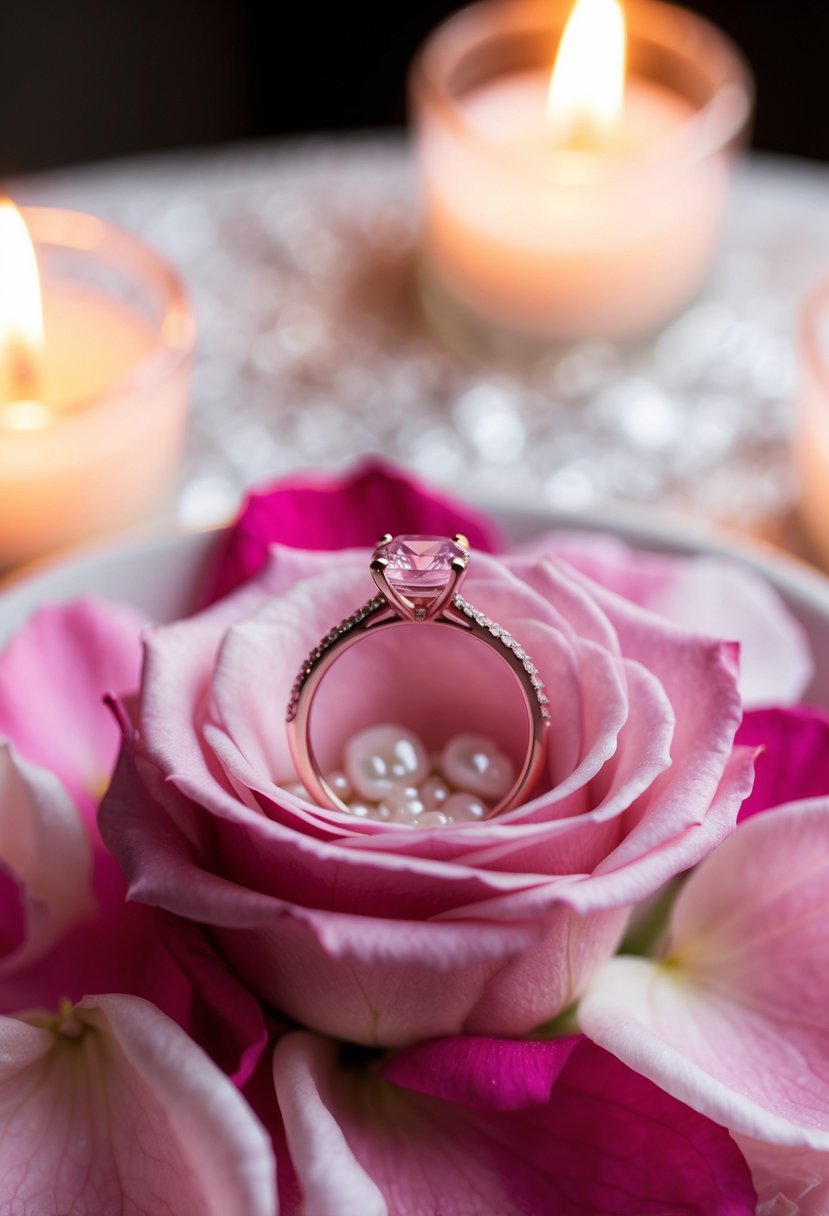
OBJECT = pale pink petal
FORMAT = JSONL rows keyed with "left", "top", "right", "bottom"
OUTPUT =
{"left": 0, "top": 995, "right": 276, "bottom": 1216}
{"left": 0, "top": 598, "right": 147, "bottom": 817}
{"left": 578, "top": 798, "right": 829, "bottom": 1148}
{"left": 206, "top": 457, "right": 503, "bottom": 603}
{"left": 272, "top": 1032, "right": 756, "bottom": 1216}
{"left": 273, "top": 1033, "right": 387, "bottom": 1216}
{"left": 524, "top": 532, "right": 813, "bottom": 706}
{"left": 734, "top": 1135, "right": 829, "bottom": 1216}
{"left": 0, "top": 742, "right": 93, "bottom": 975}
{"left": 647, "top": 558, "right": 812, "bottom": 707}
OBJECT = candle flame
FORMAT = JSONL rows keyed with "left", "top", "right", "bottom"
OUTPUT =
{"left": 547, "top": 0, "right": 626, "bottom": 149}
{"left": 0, "top": 200, "right": 45, "bottom": 409}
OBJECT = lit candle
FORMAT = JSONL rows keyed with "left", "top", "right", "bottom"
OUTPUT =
{"left": 0, "top": 203, "right": 194, "bottom": 568}
{"left": 796, "top": 276, "right": 829, "bottom": 567}
{"left": 411, "top": 0, "right": 753, "bottom": 352}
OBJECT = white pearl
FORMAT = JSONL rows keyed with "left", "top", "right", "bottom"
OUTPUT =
{"left": 414, "top": 811, "right": 454, "bottom": 829}
{"left": 344, "top": 724, "right": 429, "bottom": 801}
{"left": 328, "top": 770, "right": 353, "bottom": 801}
{"left": 443, "top": 792, "right": 487, "bottom": 822}
{"left": 441, "top": 734, "right": 514, "bottom": 801}
{"left": 385, "top": 785, "right": 428, "bottom": 819}
{"left": 421, "top": 775, "right": 450, "bottom": 811}
{"left": 347, "top": 802, "right": 372, "bottom": 818}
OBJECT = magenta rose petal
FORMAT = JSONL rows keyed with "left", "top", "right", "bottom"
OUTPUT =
{"left": 0, "top": 995, "right": 276, "bottom": 1216}
{"left": 272, "top": 1033, "right": 755, "bottom": 1215}
{"left": 736, "top": 704, "right": 829, "bottom": 820}
{"left": 206, "top": 459, "right": 504, "bottom": 603}
{"left": 380, "top": 1034, "right": 581, "bottom": 1110}
{"left": 0, "top": 598, "right": 148, "bottom": 820}
{"left": 578, "top": 798, "right": 829, "bottom": 1148}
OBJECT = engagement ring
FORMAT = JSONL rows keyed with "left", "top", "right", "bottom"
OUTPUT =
{"left": 286, "top": 534, "right": 550, "bottom": 820}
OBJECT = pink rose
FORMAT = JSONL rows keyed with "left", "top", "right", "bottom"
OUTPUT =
{"left": 101, "top": 468, "right": 758, "bottom": 1047}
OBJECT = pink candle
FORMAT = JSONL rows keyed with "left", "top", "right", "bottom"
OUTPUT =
{"left": 411, "top": 0, "right": 753, "bottom": 353}
{"left": 0, "top": 204, "right": 195, "bottom": 568}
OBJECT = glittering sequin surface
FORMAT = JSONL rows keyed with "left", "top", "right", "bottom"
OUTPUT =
{"left": 15, "top": 138, "right": 829, "bottom": 542}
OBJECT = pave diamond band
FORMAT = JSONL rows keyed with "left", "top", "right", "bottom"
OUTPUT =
{"left": 285, "top": 535, "right": 550, "bottom": 819}
{"left": 453, "top": 594, "right": 552, "bottom": 722}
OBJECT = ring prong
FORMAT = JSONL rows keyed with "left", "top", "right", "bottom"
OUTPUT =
{"left": 450, "top": 556, "right": 467, "bottom": 574}
{"left": 453, "top": 533, "right": 470, "bottom": 550}
{"left": 377, "top": 533, "right": 393, "bottom": 547}
{"left": 370, "top": 557, "right": 389, "bottom": 572}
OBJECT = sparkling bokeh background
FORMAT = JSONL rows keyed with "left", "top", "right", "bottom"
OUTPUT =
{"left": 16, "top": 139, "right": 827, "bottom": 548}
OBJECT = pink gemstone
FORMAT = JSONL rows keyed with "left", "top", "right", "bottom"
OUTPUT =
{"left": 377, "top": 535, "right": 466, "bottom": 601}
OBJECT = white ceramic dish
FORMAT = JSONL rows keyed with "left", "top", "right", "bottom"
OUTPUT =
{"left": 2, "top": 505, "right": 829, "bottom": 705}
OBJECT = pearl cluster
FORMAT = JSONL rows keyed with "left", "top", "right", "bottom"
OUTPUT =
{"left": 286, "top": 724, "right": 516, "bottom": 827}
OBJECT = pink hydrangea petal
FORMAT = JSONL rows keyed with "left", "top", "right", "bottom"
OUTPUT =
{"left": 578, "top": 798, "right": 829, "bottom": 1148}
{"left": 272, "top": 1032, "right": 756, "bottom": 1216}
{"left": 0, "top": 995, "right": 276, "bottom": 1216}
{"left": 521, "top": 533, "right": 813, "bottom": 707}
{"left": 736, "top": 705, "right": 829, "bottom": 821}
{"left": 0, "top": 598, "right": 147, "bottom": 818}
{"left": 206, "top": 458, "right": 504, "bottom": 603}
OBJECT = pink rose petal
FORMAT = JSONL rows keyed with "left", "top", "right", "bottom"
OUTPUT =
{"left": 272, "top": 1032, "right": 756, "bottom": 1215}
{"left": 523, "top": 533, "right": 813, "bottom": 707}
{"left": 0, "top": 995, "right": 275, "bottom": 1216}
{"left": 578, "top": 797, "right": 829, "bottom": 1148}
{"left": 0, "top": 598, "right": 147, "bottom": 821}
{"left": 206, "top": 458, "right": 504, "bottom": 602}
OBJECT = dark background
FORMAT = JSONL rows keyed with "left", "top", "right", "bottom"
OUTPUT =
{"left": 0, "top": 0, "right": 824, "bottom": 175}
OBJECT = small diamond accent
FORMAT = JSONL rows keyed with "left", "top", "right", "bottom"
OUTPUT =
{"left": 286, "top": 593, "right": 385, "bottom": 721}
{"left": 451, "top": 594, "right": 550, "bottom": 723}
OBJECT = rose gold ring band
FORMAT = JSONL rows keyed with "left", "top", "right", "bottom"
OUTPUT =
{"left": 285, "top": 535, "right": 550, "bottom": 818}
